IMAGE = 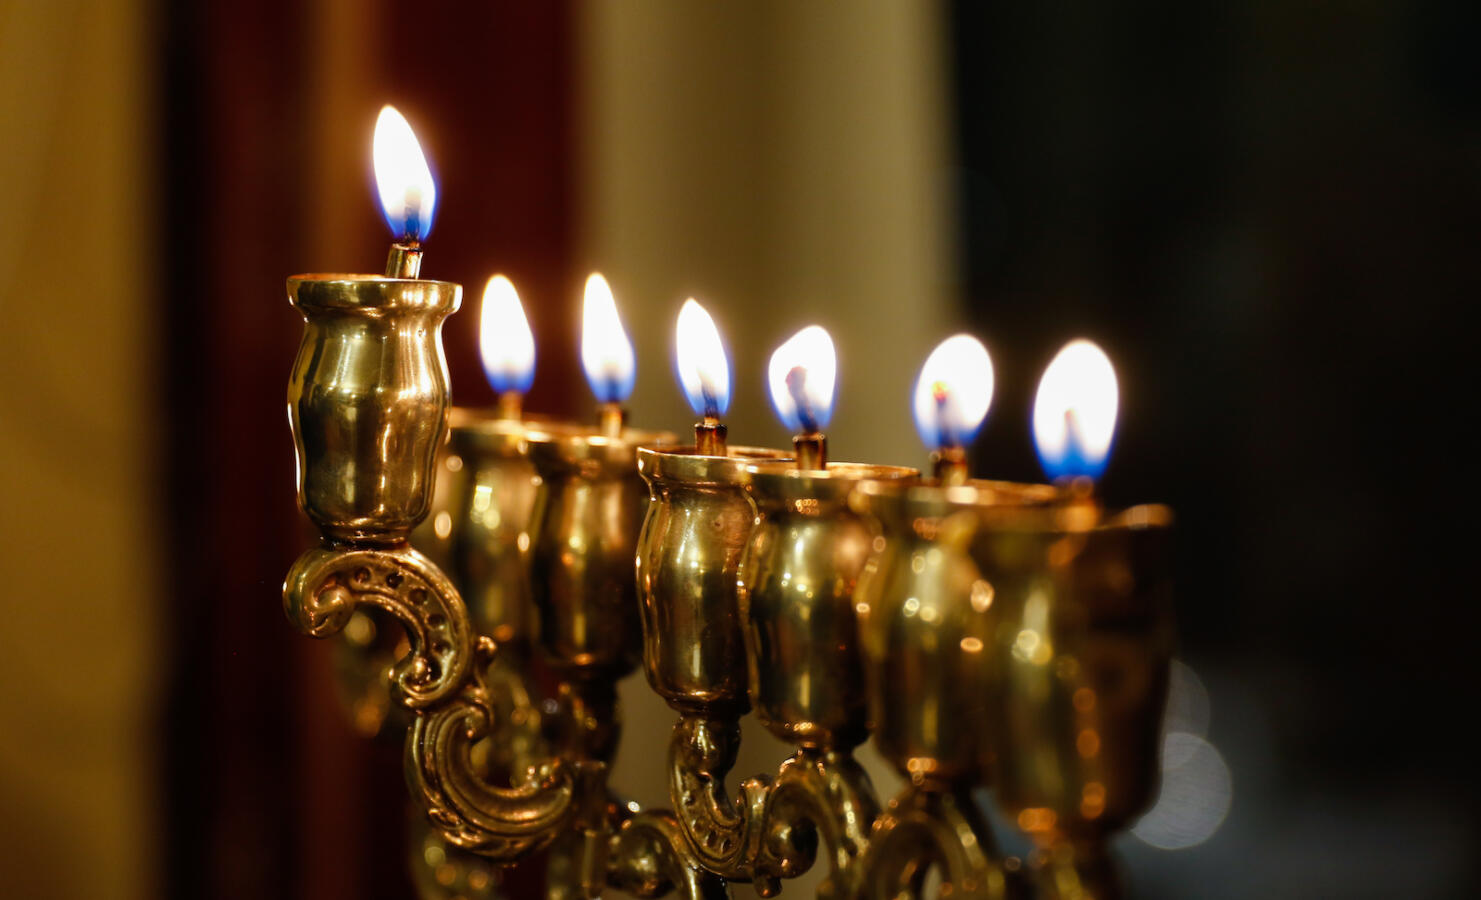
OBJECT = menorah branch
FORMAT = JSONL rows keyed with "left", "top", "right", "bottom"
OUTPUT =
{"left": 283, "top": 543, "right": 587, "bottom": 859}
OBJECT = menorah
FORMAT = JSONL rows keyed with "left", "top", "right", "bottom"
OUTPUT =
{"left": 280, "top": 105, "right": 1173, "bottom": 900}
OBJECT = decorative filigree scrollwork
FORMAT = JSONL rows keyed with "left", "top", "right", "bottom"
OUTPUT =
{"left": 669, "top": 714, "right": 775, "bottom": 888}
{"left": 761, "top": 749, "right": 877, "bottom": 898}
{"left": 284, "top": 543, "right": 586, "bottom": 859}
{"left": 858, "top": 786, "right": 1007, "bottom": 900}
{"left": 666, "top": 712, "right": 885, "bottom": 897}
{"left": 608, "top": 810, "right": 730, "bottom": 900}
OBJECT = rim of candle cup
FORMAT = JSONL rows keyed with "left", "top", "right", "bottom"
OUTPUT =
{"left": 446, "top": 408, "right": 572, "bottom": 457}
{"left": 970, "top": 499, "right": 1174, "bottom": 535}
{"left": 637, "top": 445, "right": 792, "bottom": 487}
{"left": 850, "top": 479, "right": 1172, "bottom": 533}
{"left": 287, "top": 273, "right": 461, "bottom": 314}
{"left": 742, "top": 460, "right": 920, "bottom": 503}
{"left": 524, "top": 424, "right": 679, "bottom": 469}
{"left": 849, "top": 477, "right": 1059, "bottom": 520}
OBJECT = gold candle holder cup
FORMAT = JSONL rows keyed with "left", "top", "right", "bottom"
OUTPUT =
{"left": 525, "top": 423, "right": 677, "bottom": 684}
{"left": 287, "top": 274, "right": 461, "bottom": 543}
{"left": 636, "top": 445, "right": 792, "bottom": 715}
{"left": 738, "top": 461, "right": 919, "bottom": 750}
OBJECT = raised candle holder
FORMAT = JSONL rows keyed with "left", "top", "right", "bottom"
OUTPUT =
{"left": 851, "top": 479, "right": 1173, "bottom": 900}
{"left": 635, "top": 430, "right": 920, "bottom": 897}
{"left": 284, "top": 271, "right": 596, "bottom": 860}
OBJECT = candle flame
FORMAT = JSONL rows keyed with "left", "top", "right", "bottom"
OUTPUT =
{"left": 581, "top": 273, "right": 636, "bottom": 404}
{"left": 479, "top": 275, "right": 535, "bottom": 395}
{"left": 767, "top": 325, "right": 836, "bottom": 433}
{"left": 372, "top": 105, "right": 437, "bottom": 241}
{"left": 912, "top": 334, "right": 994, "bottom": 450}
{"left": 1033, "top": 339, "right": 1119, "bottom": 480}
{"left": 674, "top": 299, "right": 731, "bottom": 418}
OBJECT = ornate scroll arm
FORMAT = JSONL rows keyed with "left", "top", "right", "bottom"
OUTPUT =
{"left": 668, "top": 714, "right": 774, "bottom": 886}
{"left": 760, "top": 748, "right": 879, "bottom": 899}
{"left": 858, "top": 786, "right": 1006, "bottom": 900}
{"left": 283, "top": 543, "right": 584, "bottom": 860}
{"left": 608, "top": 810, "right": 731, "bottom": 900}
{"left": 285, "top": 545, "right": 474, "bottom": 707}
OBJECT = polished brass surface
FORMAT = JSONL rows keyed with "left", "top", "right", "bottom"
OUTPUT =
{"left": 973, "top": 503, "right": 1173, "bottom": 899}
{"left": 287, "top": 274, "right": 461, "bottom": 543}
{"left": 636, "top": 445, "right": 790, "bottom": 889}
{"left": 852, "top": 479, "right": 1058, "bottom": 783}
{"left": 739, "top": 461, "right": 917, "bottom": 748}
{"left": 606, "top": 811, "right": 729, "bottom": 899}
{"left": 848, "top": 478, "right": 1058, "bottom": 900}
{"left": 634, "top": 449, "right": 930, "bottom": 895}
{"left": 414, "top": 407, "right": 546, "bottom": 646}
{"left": 849, "top": 481, "right": 1170, "bottom": 900}
{"left": 636, "top": 445, "right": 788, "bottom": 714}
{"left": 525, "top": 424, "right": 675, "bottom": 682}
{"left": 858, "top": 786, "right": 1005, "bottom": 900}
{"left": 283, "top": 542, "right": 593, "bottom": 858}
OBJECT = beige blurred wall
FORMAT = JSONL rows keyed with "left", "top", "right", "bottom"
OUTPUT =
{"left": 577, "top": 2, "right": 954, "bottom": 894}
{"left": 0, "top": 1, "right": 159, "bottom": 898}
{"left": 578, "top": 0, "right": 958, "bottom": 464}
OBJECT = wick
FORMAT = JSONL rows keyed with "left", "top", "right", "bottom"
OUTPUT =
{"left": 496, "top": 391, "right": 523, "bottom": 421}
{"left": 384, "top": 240, "right": 422, "bottom": 278}
{"left": 598, "top": 402, "right": 626, "bottom": 438}
{"left": 1054, "top": 474, "right": 1100, "bottom": 533}
{"left": 931, "top": 380, "right": 961, "bottom": 449}
{"left": 695, "top": 417, "right": 727, "bottom": 456}
{"left": 793, "top": 431, "right": 827, "bottom": 471}
{"left": 931, "top": 445, "right": 969, "bottom": 486}
{"left": 785, "top": 366, "right": 819, "bottom": 433}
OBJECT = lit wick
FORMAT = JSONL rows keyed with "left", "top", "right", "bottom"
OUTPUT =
{"left": 581, "top": 274, "right": 636, "bottom": 438}
{"left": 675, "top": 298, "right": 731, "bottom": 456}
{"left": 1032, "top": 339, "right": 1120, "bottom": 529}
{"left": 786, "top": 366, "right": 827, "bottom": 470}
{"left": 372, "top": 105, "right": 436, "bottom": 280}
{"left": 497, "top": 390, "right": 523, "bottom": 421}
{"left": 385, "top": 192, "right": 422, "bottom": 277}
{"left": 1056, "top": 408, "right": 1099, "bottom": 527}
{"left": 930, "top": 380, "right": 969, "bottom": 486}
{"left": 479, "top": 275, "right": 536, "bottom": 420}
{"left": 385, "top": 239, "right": 422, "bottom": 278}
{"left": 694, "top": 386, "right": 727, "bottom": 456}
{"left": 598, "top": 402, "right": 627, "bottom": 438}
{"left": 768, "top": 325, "right": 835, "bottom": 471}
{"left": 913, "top": 335, "right": 994, "bottom": 487}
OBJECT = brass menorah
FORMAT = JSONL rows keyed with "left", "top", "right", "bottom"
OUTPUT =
{"left": 282, "top": 268, "right": 1172, "bottom": 899}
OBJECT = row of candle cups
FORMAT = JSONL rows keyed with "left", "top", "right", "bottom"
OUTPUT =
{"left": 282, "top": 106, "right": 1173, "bottom": 899}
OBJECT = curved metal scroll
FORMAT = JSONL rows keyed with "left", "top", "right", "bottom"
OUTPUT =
{"left": 284, "top": 543, "right": 585, "bottom": 859}
{"left": 761, "top": 749, "right": 878, "bottom": 899}
{"left": 668, "top": 714, "right": 775, "bottom": 888}
{"left": 608, "top": 810, "right": 731, "bottom": 899}
{"left": 668, "top": 714, "right": 882, "bottom": 897}
{"left": 858, "top": 786, "right": 1006, "bottom": 900}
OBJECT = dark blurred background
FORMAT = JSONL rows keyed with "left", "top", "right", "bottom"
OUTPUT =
{"left": 1, "top": 1, "right": 1476, "bottom": 898}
